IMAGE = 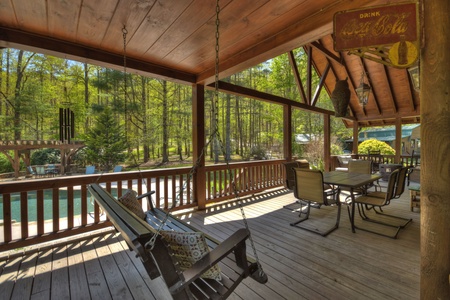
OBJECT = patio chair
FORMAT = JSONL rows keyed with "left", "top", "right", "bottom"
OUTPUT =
{"left": 407, "top": 150, "right": 420, "bottom": 186}
{"left": 27, "top": 166, "right": 37, "bottom": 178}
{"left": 351, "top": 169, "right": 410, "bottom": 238}
{"left": 282, "top": 161, "right": 309, "bottom": 190}
{"left": 363, "top": 166, "right": 413, "bottom": 228}
{"left": 346, "top": 159, "right": 380, "bottom": 194}
{"left": 113, "top": 165, "right": 123, "bottom": 172}
{"left": 35, "top": 166, "right": 46, "bottom": 178}
{"left": 45, "top": 164, "right": 59, "bottom": 177}
{"left": 290, "top": 168, "right": 341, "bottom": 237}
{"left": 85, "top": 165, "right": 96, "bottom": 174}
{"left": 368, "top": 150, "right": 382, "bottom": 173}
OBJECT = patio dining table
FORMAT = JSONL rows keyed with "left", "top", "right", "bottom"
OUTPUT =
{"left": 323, "top": 171, "right": 382, "bottom": 233}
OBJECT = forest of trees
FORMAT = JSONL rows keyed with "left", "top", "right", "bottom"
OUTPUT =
{"left": 0, "top": 47, "right": 352, "bottom": 171}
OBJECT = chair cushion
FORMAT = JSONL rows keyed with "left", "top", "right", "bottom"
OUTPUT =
{"left": 118, "top": 189, "right": 146, "bottom": 219}
{"left": 160, "top": 230, "right": 222, "bottom": 281}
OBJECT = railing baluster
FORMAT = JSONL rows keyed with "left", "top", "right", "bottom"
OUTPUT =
{"left": 52, "top": 188, "right": 59, "bottom": 232}
{"left": 155, "top": 177, "right": 161, "bottom": 208}
{"left": 2, "top": 194, "right": 12, "bottom": 243}
{"left": 20, "top": 192, "right": 28, "bottom": 239}
{"left": 37, "top": 190, "right": 44, "bottom": 235}
{"left": 164, "top": 176, "right": 169, "bottom": 209}
{"left": 67, "top": 186, "right": 74, "bottom": 229}
{"left": 81, "top": 185, "right": 88, "bottom": 226}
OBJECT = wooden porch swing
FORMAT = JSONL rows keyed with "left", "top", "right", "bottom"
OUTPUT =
{"left": 88, "top": 1, "right": 267, "bottom": 298}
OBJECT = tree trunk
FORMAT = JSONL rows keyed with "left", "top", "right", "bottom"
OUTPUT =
{"left": 13, "top": 50, "right": 24, "bottom": 140}
{"left": 225, "top": 88, "right": 231, "bottom": 161}
{"left": 84, "top": 63, "right": 89, "bottom": 129}
{"left": 162, "top": 80, "right": 169, "bottom": 163}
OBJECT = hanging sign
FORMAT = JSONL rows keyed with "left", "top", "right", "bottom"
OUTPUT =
{"left": 333, "top": 2, "right": 418, "bottom": 52}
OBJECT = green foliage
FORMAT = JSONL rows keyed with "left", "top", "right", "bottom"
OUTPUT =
{"left": 31, "top": 149, "right": 61, "bottom": 165}
{"left": 358, "top": 139, "right": 395, "bottom": 155}
{"left": 250, "top": 145, "right": 268, "bottom": 160}
{"left": 83, "top": 106, "right": 128, "bottom": 171}
{"left": 0, "top": 153, "right": 14, "bottom": 173}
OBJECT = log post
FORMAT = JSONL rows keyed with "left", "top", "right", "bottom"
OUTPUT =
{"left": 192, "top": 84, "right": 206, "bottom": 210}
{"left": 283, "top": 105, "right": 292, "bottom": 161}
{"left": 421, "top": 1, "right": 450, "bottom": 298}
{"left": 323, "top": 114, "right": 331, "bottom": 171}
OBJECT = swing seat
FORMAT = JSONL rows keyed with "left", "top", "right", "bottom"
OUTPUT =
{"left": 88, "top": 184, "right": 266, "bottom": 299}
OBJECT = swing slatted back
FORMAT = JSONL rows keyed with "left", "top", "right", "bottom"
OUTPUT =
{"left": 88, "top": 184, "right": 257, "bottom": 300}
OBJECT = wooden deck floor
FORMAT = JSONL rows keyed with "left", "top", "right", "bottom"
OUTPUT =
{"left": 0, "top": 184, "right": 420, "bottom": 299}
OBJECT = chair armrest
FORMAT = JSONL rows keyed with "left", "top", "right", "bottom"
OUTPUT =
{"left": 168, "top": 228, "right": 249, "bottom": 294}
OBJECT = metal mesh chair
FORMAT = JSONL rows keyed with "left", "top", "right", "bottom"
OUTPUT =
{"left": 291, "top": 168, "right": 341, "bottom": 236}
{"left": 350, "top": 169, "right": 411, "bottom": 238}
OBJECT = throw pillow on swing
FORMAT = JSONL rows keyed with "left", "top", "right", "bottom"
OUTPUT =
{"left": 160, "top": 230, "right": 222, "bottom": 281}
{"left": 118, "top": 189, "right": 146, "bottom": 219}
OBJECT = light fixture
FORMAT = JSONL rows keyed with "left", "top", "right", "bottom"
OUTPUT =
{"left": 355, "top": 72, "right": 371, "bottom": 107}
{"left": 408, "top": 65, "right": 420, "bottom": 91}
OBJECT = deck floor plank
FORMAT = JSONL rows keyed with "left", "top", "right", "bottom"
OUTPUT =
{"left": 10, "top": 252, "right": 37, "bottom": 300}
{"left": 93, "top": 234, "right": 134, "bottom": 299}
{"left": 51, "top": 245, "right": 70, "bottom": 299}
{"left": 67, "top": 241, "right": 91, "bottom": 300}
{"left": 80, "top": 236, "right": 112, "bottom": 300}
{"left": 0, "top": 256, "right": 22, "bottom": 300}
{"left": 0, "top": 186, "right": 420, "bottom": 299}
{"left": 105, "top": 233, "right": 157, "bottom": 300}
{"left": 30, "top": 248, "right": 53, "bottom": 300}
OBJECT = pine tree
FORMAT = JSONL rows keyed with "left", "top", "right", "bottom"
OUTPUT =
{"left": 84, "top": 107, "right": 127, "bottom": 171}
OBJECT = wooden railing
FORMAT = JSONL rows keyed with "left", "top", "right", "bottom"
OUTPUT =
{"left": 205, "top": 160, "right": 284, "bottom": 203}
{"left": 331, "top": 154, "right": 421, "bottom": 171}
{"left": 0, "top": 160, "right": 285, "bottom": 251}
{"left": 355, "top": 154, "right": 420, "bottom": 167}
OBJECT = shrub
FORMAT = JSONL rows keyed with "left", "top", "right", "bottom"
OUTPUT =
{"left": 358, "top": 139, "right": 395, "bottom": 155}
{"left": 31, "top": 148, "right": 61, "bottom": 165}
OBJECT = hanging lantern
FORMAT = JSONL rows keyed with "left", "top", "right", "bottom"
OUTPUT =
{"left": 355, "top": 72, "right": 371, "bottom": 107}
{"left": 330, "top": 77, "right": 351, "bottom": 118}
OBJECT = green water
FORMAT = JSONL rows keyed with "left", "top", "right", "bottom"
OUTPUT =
{"left": 0, "top": 188, "right": 118, "bottom": 222}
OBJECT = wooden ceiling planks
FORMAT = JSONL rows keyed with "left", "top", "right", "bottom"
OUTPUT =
{"left": 99, "top": 0, "right": 158, "bottom": 55}
{"left": 11, "top": 0, "right": 47, "bottom": 34}
{"left": 76, "top": 0, "right": 118, "bottom": 49}
{"left": 177, "top": 0, "right": 270, "bottom": 73}
{"left": 48, "top": 0, "right": 83, "bottom": 40}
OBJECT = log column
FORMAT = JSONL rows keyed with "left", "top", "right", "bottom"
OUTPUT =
{"left": 192, "top": 84, "right": 206, "bottom": 210}
{"left": 421, "top": 1, "right": 450, "bottom": 298}
{"left": 283, "top": 105, "right": 292, "bottom": 161}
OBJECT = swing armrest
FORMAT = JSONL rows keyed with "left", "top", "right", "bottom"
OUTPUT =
{"left": 168, "top": 228, "right": 250, "bottom": 294}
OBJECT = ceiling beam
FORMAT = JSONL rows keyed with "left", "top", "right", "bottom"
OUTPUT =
{"left": 312, "top": 62, "right": 330, "bottom": 107}
{"left": 382, "top": 60, "right": 398, "bottom": 114}
{"left": 288, "top": 51, "right": 307, "bottom": 104}
{"left": 310, "top": 41, "right": 342, "bottom": 64}
{"left": 208, "top": 81, "right": 342, "bottom": 117}
{"left": 0, "top": 26, "right": 196, "bottom": 84}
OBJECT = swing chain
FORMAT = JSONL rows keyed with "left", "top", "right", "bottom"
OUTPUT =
{"left": 211, "top": 0, "right": 265, "bottom": 278}
{"left": 147, "top": 2, "right": 267, "bottom": 281}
